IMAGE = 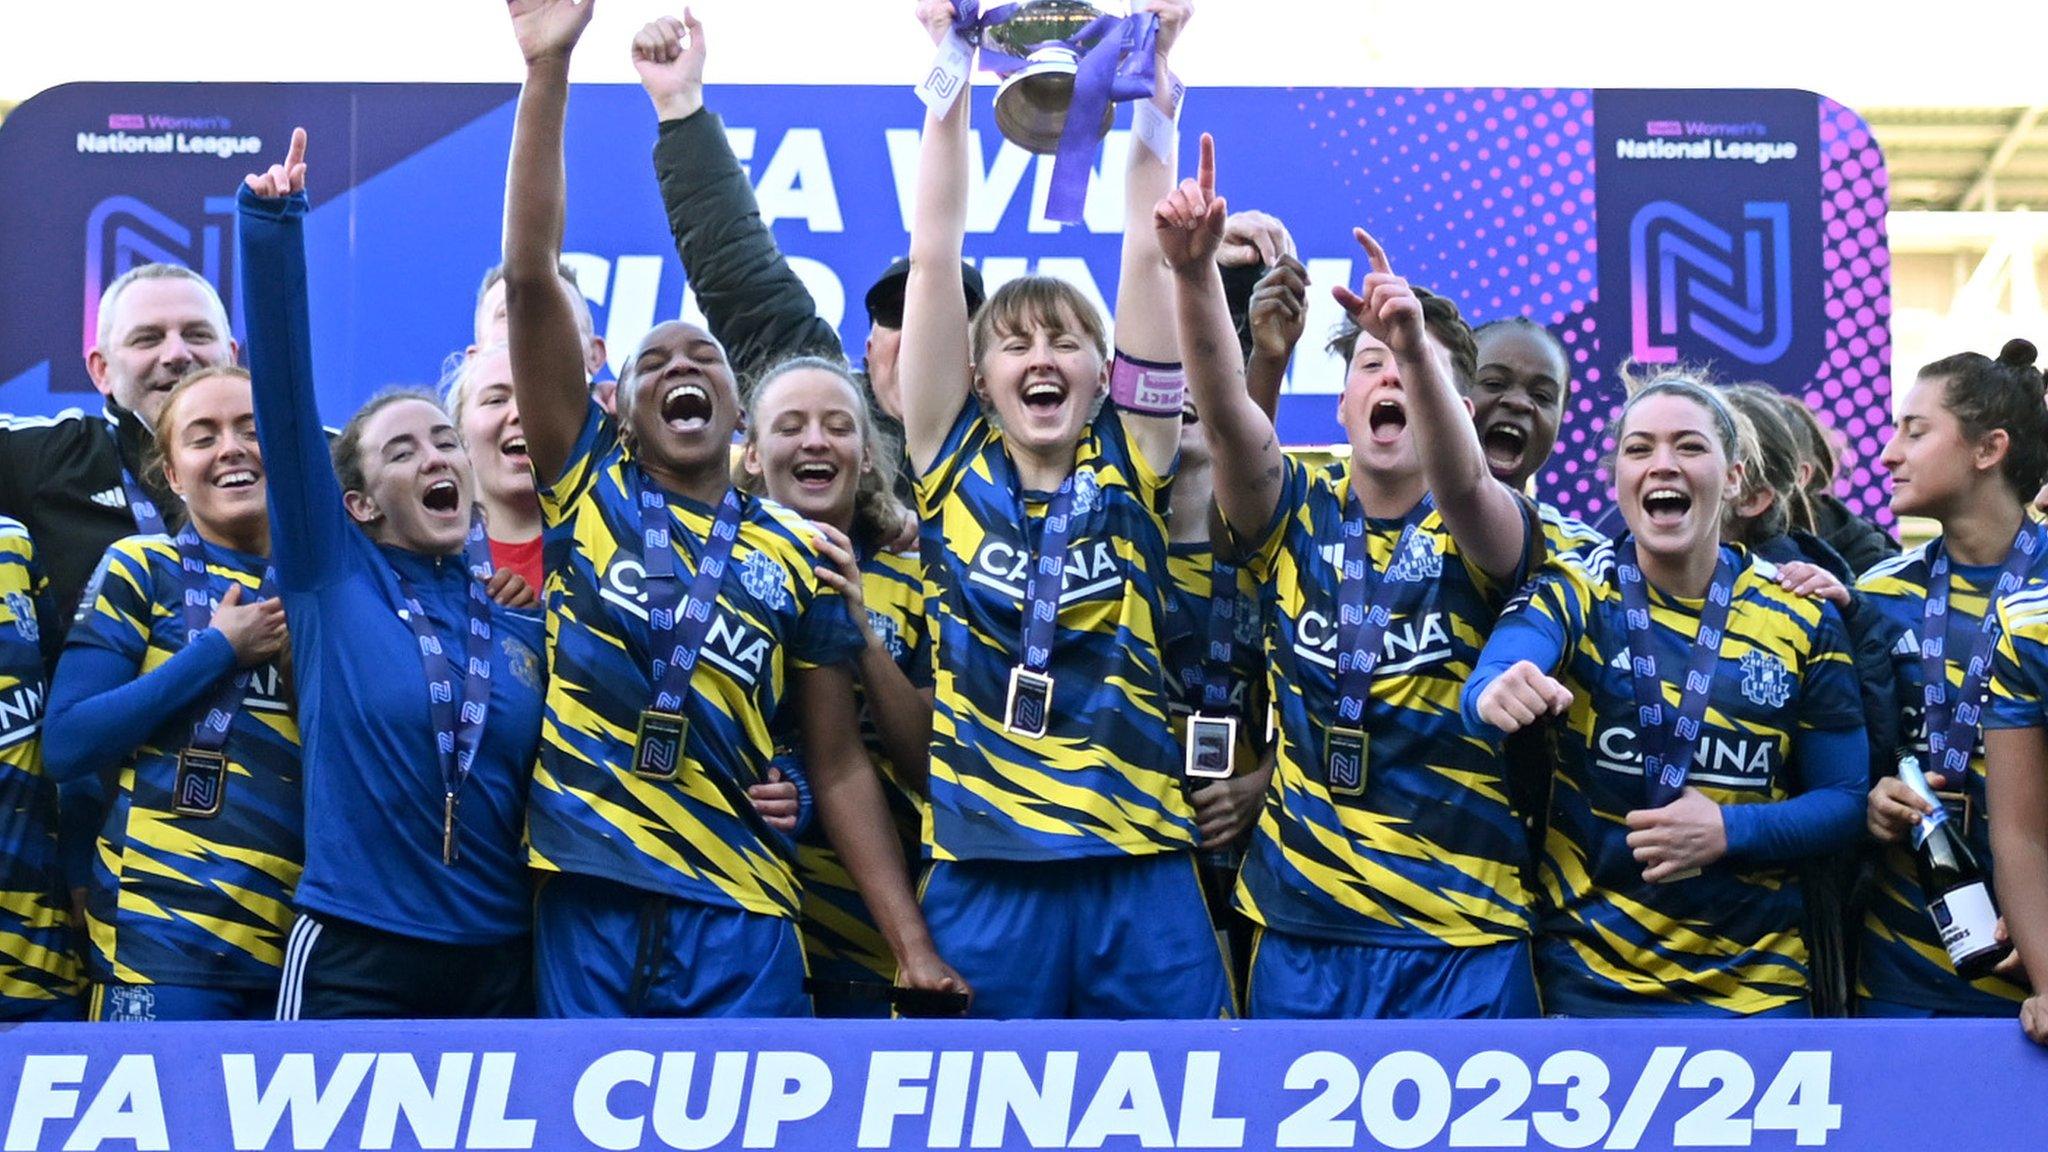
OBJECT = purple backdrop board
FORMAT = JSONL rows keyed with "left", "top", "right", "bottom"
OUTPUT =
{"left": 0, "top": 83, "right": 1891, "bottom": 524}
{"left": 3, "top": 1018, "right": 2045, "bottom": 1150}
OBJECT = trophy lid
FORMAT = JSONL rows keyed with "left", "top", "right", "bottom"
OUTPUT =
{"left": 980, "top": 1, "right": 1109, "bottom": 56}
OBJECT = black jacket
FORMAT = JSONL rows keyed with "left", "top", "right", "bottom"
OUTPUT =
{"left": 1810, "top": 492, "right": 1900, "bottom": 581}
{"left": 652, "top": 109, "right": 912, "bottom": 504}
{"left": 0, "top": 400, "right": 181, "bottom": 651}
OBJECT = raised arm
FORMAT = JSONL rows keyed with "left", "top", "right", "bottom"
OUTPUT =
{"left": 504, "top": 0, "right": 599, "bottom": 486}
{"left": 1337, "top": 229, "right": 1529, "bottom": 584}
{"left": 1159, "top": 135, "right": 1283, "bottom": 539}
{"left": 236, "top": 132, "right": 354, "bottom": 594}
{"left": 897, "top": 2, "right": 976, "bottom": 474}
{"left": 1108, "top": 0, "right": 1191, "bottom": 474}
{"left": 637, "top": 13, "right": 843, "bottom": 383}
{"left": 1244, "top": 255, "right": 1307, "bottom": 423}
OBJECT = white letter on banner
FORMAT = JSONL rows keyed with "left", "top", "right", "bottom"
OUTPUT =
{"left": 1175, "top": 1052, "right": 1244, "bottom": 1148}
{"left": 359, "top": 1053, "right": 471, "bottom": 1150}
{"left": 1027, "top": 134, "right": 1128, "bottom": 235}
{"left": 885, "top": 129, "right": 1034, "bottom": 236}
{"left": 740, "top": 1052, "right": 831, "bottom": 1148}
{"left": 929, "top": 1052, "right": 975, "bottom": 1148}
{"left": 857, "top": 1052, "right": 932, "bottom": 1149}
{"left": 756, "top": 130, "right": 844, "bottom": 232}
{"left": 969, "top": 1051, "right": 1077, "bottom": 1149}
{"left": 63, "top": 1055, "right": 167, "bottom": 1152}
{"left": 1290, "top": 259, "right": 1357, "bottom": 397}
{"left": 649, "top": 1052, "right": 745, "bottom": 1150}
{"left": 5, "top": 1055, "right": 85, "bottom": 1152}
{"left": 571, "top": 1051, "right": 653, "bottom": 1152}
{"left": 1068, "top": 1052, "right": 1172, "bottom": 1149}
{"left": 221, "top": 1053, "right": 374, "bottom": 1152}
{"left": 602, "top": 255, "right": 666, "bottom": 377}
{"left": 466, "top": 1054, "right": 536, "bottom": 1150}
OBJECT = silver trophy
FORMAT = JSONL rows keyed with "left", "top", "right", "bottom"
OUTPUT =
{"left": 980, "top": 1, "right": 1120, "bottom": 154}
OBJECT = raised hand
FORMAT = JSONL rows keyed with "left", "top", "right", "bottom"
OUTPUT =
{"left": 243, "top": 128, "right": 307, "bottom": 199}
{"left": 915, "top": 0, "right": 958, "bottom": 46}
{"left": 1474, "top": 660, "right": 1574, "bottom": 734}
{"left": 210, "top": 583, "right": 289, "bottom": 669}
{"left": 1141, "top": 0, "right": 1193, "bottom": 60}
{"left": 1153, "top": 133, "right": 1227, "bottom": 275}
{"left": 509, "top": 0, "right": 595, "bottom": 66}
{"left": 1218, "top": 209, "right": 1296, "bottom": 270}
{"left": 1249, "top": 255, "right": 1308, "bottom": 361}
{"left": 631, "top": 10, "right": 706, "bottom": 122}
{"left": 1331, "top": 227, "right": 1427, "bottom": 361}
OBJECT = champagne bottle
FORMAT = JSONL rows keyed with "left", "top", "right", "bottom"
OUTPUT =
{"left": 1897, "top": 752, "right": 2010, "bottom": 981}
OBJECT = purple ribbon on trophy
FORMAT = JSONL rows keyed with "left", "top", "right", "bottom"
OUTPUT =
{"left": 928, "top": 2, "right": 1161, "bottom": 224}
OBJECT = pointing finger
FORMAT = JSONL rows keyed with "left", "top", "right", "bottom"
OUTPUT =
{"left": 285, "top": 127, "right": 307, "bottom": 172}
{"left": 1353, "top": 226, "right": 1392, "bottom": 276}
{"left": 1197, "top": 132, "right": 1215, "bottom": 198}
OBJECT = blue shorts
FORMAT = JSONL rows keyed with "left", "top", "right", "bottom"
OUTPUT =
{"left": 920, "top": 852, "right": 1233, "bottom": 1020}
{"left": 534, "top": 871, "right": 810, "bottom": 1019}
{"left": 90, "top": 981, "right": 273, "bottom": 1022}
{"left": 1248, "top": 930, "right": 1540, "bottom": 1019}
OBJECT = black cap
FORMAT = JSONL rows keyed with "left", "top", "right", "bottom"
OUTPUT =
{"left": 864, "top": 258, "right": 986, "bottom": 330}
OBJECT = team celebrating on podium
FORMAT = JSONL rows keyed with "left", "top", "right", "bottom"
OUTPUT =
{"left": 0, "top": 0, "right": 2044, "bottom": 1048}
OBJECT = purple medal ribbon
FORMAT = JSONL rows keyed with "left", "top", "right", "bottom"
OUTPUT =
{"left": 174, "top": 527, "right": 276, "bottom": 758}
{"left": 636, "top": 475, "right": 746, "bottom": 714}
{"left": 1332, "top": 493, "right": 1434, "bottom": 728}
{"left": 1004, "top": 463, "right": 1079, "bottom": 677}
{"left": 394, "top": 556, "right": 495, "bottom": 831}
{"left": 464, "top": 509, "right": 495, "bottom": 583}
{"left": 1920, "top": 522, "right": 2042, "bottom": 778}
{"left": 1616, "top": 539, "right": 1737, "bottom": 808}
{"left": 1185, "top": 553, "right": 1241, "bottom": 716}
{"left": 118, "top": 462, "right": 168, "bottom": 538}
{"left": 950, "top": 2, "right": 1160, "bottom": 223}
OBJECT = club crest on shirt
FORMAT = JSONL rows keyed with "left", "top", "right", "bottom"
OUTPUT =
{"left": 739, "top": 550, "right": 791, "bottom": 611}
{"left": 867, "top": 608, "right": 905, "bottom": 660}
{"left": 1739, "top": 649, "right": 1792, "bottom": 708}
{"left": 502, "top": 636, "right": 544, "bottom": 692}
{"left": 1069, "top": 467, "right": 1102, "bottom": 517}
{"left": 1387, "top": 530, "right": 1443, "bottom": 583}
{"left": 3, "top": 591, "right": 35, "bottom": 643}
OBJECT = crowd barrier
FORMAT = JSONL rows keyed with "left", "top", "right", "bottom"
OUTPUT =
{"left": 4, "top": 1017, "right": 2043, "bottom": 1150}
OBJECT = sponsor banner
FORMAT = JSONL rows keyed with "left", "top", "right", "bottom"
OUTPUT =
{"left": 2, "top": 1019, "right": 2043, "bottom": 1150}
{"left": 0, "top": 83, "right": 1889, "bottom": 523}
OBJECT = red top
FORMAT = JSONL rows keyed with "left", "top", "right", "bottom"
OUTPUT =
{"left": 490, "top": 533, "right": 544, "bottom": 594}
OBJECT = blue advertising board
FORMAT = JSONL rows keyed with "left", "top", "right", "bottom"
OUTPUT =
{"left": 3, "top": 1018, "right": 2043, "bottom": 1150}
{"left": 0, "top": 81, "right": 1893, "bottom": 524}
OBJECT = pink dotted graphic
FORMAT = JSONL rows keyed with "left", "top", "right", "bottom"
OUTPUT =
{"left": 1294, "top": 88, "right": 1597, "bottom": 323}
{"left": 1810, "top": 97, "right": 1894, "bottom": 528}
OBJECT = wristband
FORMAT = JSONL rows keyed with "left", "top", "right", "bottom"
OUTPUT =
{"left": 1109, "top": 352, "right": 1187, "bottom": 417}
{"left": 1132, "top": 71, "right": 1185, "bottom": 162}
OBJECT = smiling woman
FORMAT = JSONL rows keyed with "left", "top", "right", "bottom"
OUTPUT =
{"left": 43, "top": 365, "right": 304, "bottom": 1022}
{"left": 1463, "top": 369, "right": 1870, "bottom": 1018}
{"left": 233, "top": 131, "right": 549, "bottom": 1021}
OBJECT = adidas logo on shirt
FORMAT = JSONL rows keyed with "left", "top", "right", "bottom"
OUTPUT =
{"left": 91, "top": 487, "right": 128, "bottom": 509}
